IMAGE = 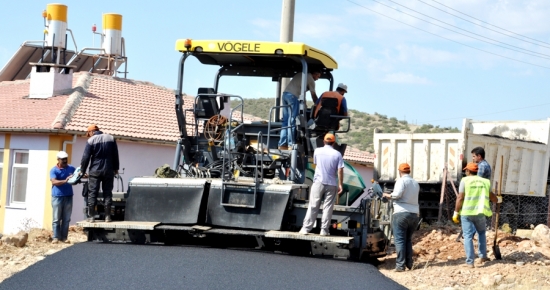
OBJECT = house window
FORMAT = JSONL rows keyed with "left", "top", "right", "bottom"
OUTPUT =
{"left": 10, "top": 150, "right": 29, "bottom": 204}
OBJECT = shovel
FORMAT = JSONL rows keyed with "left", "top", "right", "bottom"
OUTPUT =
{"left": 493, "top": 156, "right": 503, "bottom": 260}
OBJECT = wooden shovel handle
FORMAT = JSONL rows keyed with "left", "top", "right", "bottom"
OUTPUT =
{"left": 494, "top": 155, "right": 503, "bottom": 245}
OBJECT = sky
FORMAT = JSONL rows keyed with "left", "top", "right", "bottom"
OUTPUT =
{"left": 1, "top": 0, "right": 550, "bottom": 129}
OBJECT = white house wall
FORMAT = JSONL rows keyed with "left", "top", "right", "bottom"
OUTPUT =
{"left": 3, "top": 134, "right": 49, "bottom": 234}
{"left": 349, "top": 163, "right": 374, "bottom": 207}
{"left": 71, "top": 138, "right": 176, "bottom": 221}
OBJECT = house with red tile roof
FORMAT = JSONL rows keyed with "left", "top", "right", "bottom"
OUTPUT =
{"left": 0, "top": 71, "right": 180, "bottom": 234}
{"left": 0, "top": 69, "right": 375, "bottom": 234}
{"left": 0, "top": 69, "right": 249, "bottom": 233}
{"left": 340, "top": 146, "right": 375, "bottom": 207}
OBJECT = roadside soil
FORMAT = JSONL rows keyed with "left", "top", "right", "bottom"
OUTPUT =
{"left": 378, "top": 223, "right": 550, "bottom": 289}
{"left": 2, "top": 224, "right": 550, "bottom": 289}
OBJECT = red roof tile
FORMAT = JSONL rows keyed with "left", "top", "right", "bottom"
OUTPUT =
{"left": 0, "top": 79, "right": 71, "bottom": 129}
{"left": 0, "top": 72, "right": 263, "bottom": 142}
{"left": 64, "top": 73, "right": 181, "bottom": 141}
{"left": 343, "top": 146, "right": 375, "bottom": 165}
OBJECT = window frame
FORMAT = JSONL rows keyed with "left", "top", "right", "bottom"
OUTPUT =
{"left": 8, "top": 149, "right": 29, "bottom": 206}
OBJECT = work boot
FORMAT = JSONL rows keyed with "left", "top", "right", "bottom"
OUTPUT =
{"left": 104, "top": 205, "right": 112, "bottom": 223}
{"left": 86, "top": 206, "right": 95, "bottom": 223}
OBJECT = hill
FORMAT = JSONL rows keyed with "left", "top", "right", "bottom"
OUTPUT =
{"left": 232, "top": 98, "right": 460, "bottom": 153}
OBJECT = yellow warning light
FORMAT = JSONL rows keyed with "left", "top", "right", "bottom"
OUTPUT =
{"left": 337, "top": 223, "right": 342, "bottom": 229}
{"left": 184, "top": 39, "right": 192, "bottom": 50}
{"left": 42, "top": 10, "right": 47, "bottom": 18}
{"left": 43, "top": 29, "right": 48, "bottom": 35}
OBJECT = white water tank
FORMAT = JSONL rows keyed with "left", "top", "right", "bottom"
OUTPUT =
{"left": 102, "top": 13, "right": 123, "bottom": 55}
{"left": 45, "top": 3, "right": 68, "bottom": 48}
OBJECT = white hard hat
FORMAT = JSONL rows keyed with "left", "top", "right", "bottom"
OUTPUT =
{"left": 56, "top": 151, "right": 69, "bottom": 159}
{"left": 337, "top": 83, "right": 348, "bottom": 92}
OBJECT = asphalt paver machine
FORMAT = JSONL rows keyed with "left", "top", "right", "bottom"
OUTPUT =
{"left": 78, "top": 39, "right": 391, "bottom": 260}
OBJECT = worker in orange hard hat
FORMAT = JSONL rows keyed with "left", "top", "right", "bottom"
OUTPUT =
{"left": 80, "top": 124, "right": 120, "bottom": 223}
{"left": 454, "top": 162, "right": 500, "bottom": 268}
{"left": 383, "top": 163, "right": 420, "bottom": 272}
{"left": 85, "top": 124, "right": 99, "bottom": 137}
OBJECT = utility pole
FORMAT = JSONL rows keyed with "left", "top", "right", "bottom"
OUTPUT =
{"left": 280, "top": 0, "right": 295, "bottom": 43}
{"left": 275, "top": 0, "right": 295, "bottom": 121}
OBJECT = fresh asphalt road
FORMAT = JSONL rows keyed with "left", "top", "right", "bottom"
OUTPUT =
{"left": 0, "top": 243, "right": 406, "bottom": 290}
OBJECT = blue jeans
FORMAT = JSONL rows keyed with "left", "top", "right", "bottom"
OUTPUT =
{"left": 52, "top": 195, "right": 73, "bottom": 240}
{"left": 278, "top": 92, "right": 300, "bottom": 147}
{"left": 461, "top": 214, "right": 487, "bottom": 265}
{"left": 392, "top": 212, "right": 418, "bottom": 270}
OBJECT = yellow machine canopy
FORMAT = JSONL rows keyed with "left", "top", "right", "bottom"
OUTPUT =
{"left": 175, "top": 39, "right": 337, "bottom": 77}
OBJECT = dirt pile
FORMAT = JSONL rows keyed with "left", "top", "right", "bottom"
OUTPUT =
{"left": 379, "top": 223, "right": 550, "bottom": 289}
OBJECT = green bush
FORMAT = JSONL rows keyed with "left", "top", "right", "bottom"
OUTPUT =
{"left": 227, "top": 98, "right": 461, "bottom": 153}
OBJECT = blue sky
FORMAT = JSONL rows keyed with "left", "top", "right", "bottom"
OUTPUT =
{"left": 2, "top": 0, "right": 550, "bottom": 128}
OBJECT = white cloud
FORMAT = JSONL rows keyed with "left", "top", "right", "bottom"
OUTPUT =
{"left": 394, "top": 44, "right": 459, "bottom": 65}
{"left": 345, "top": 0, "right": 550, "bottom": 63}
{"left": 336, "top": 43, "right": 367, "bottom": 69}
{"left": 249, "top": 18, "right": 279, "bottom": 39}
{"left": 295, "top": 14, "right": 350, "bottom": 40}
{"left": 381, "top": 72, "right": 431, "bottom": 84}
{"left": 366, "top": 57, "right": 394, "bottom": 74}
{"left": 250, "top": 18, "right": 275, "bottom": 29}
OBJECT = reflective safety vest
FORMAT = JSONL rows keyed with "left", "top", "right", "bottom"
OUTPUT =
{"left": 314, "top": 91, "right": 344, "bottom": 118}
{"left": 460, "top": 176, "right": 492, "bottom": 217}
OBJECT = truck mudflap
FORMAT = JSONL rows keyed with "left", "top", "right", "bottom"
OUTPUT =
{"left": 206, "top": 179, "right": 305, "bottom": 231}
{"left": 125, "top": 177, "right": 209, "bottom": 224}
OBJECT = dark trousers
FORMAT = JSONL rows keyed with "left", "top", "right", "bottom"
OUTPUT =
{"left": 392, "top": 212, "right": 418, "bottom": 270}
{"left": 87, "top": 172, "right": 114, "bottom": 208}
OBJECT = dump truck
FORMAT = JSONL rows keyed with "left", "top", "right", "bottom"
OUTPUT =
{"left": 373, "top": 118, "right": 550, "bottom": 227}
{"left": 78, "top": 39, "right": 391, "bottom": 260}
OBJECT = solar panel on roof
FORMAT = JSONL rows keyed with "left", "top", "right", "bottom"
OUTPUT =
{"left": 0, "top": 44, "right": 127, "bottom": 82}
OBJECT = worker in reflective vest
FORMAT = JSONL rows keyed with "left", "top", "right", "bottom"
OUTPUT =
{"left": 454, "top": 162, "right": 500, "bottom": 268}
{"left": 313, "top": 83, "right": 348, "bottom": 118}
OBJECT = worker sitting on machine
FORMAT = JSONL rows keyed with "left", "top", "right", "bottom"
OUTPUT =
{"left": 311, "top": 83, "right": 348, "bottom": 131}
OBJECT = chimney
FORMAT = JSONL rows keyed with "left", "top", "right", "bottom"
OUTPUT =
{"left": 29, "top": 3, "right": 74, "bottom": 99}
{"left": 28, "top": 63, "right": 75, "bottom": 99}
